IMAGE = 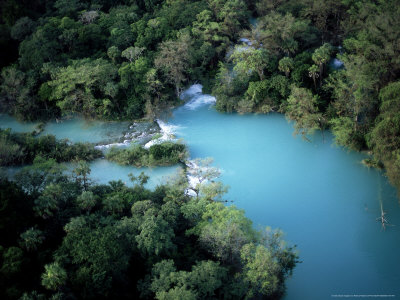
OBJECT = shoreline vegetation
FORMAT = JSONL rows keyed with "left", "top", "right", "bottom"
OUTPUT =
{"left": 0, "top": 122, "right": 188, "bottom": 169}
{"left": 0, "top": 128, "right": 102, "bottom": 166}
{"left": 0, "top": 0, "right": 399, "bottom": 298}
{"left": 105, "top": 141, "right": 188, "bottom": 167}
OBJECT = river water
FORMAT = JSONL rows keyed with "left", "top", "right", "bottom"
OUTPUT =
{"left": 172, "top": 86, "right": 400, "bottom": 299}
{"left": 1, "top": 85, "right": 400, "bottom": 299}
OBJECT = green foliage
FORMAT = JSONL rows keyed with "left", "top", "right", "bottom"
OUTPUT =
{"left": 135, "top": 210, "right": 177, "bottom": 256}
{"left": 56, "top": 216, "right": 135, "bottom": 297}
{"left": 256, "top": 0, "right": 286, "bottom": 16}
{"left": 300, "top": 0, "right": 345, "bottom": 40}
{"left": 19, "top": 291, "right": 47, "bottom": 300}
{"left": 47, "top": 58, "right": 119, "bottom": 118}
{"left": 10, "top": 17, "right": 36, "bottom": 41}
{"left": 121, "top": 46, "right": 145, "bottom": 62}
{"left": 18, "top": 18, "right": 63, "bottom": 71}
{"left": 291, "top": 51, "right": 312, "bottom": 82}
{"left": 76, "top": 191, "right": 97, "bottom": 212}
{"left": 107, "top": 46, "right": 120, "bottom": 63}
{"left": 0, "top": 129, "right": 102, "bottom": 167}
{"left": 1, "top": 246, "right": 24, "bottom": 276}
{"left": 149, "top": 142, "right": 187, "bottom": 164}
{"left": 20, "top": 227, "right": 45, "bottom": 251}
{"left": 330, "top": 117, "right": 364, "bottom": 150}
{"left": 119, "top": 56, "right": 151, "bottom": 118}
{"left": 192, "top": 202, "right": 256, "bottom": 263}
{"left": 213, "top": 1, "right": 321, "bottom": 115}
{"left": 278, "top": 57, "right": 294, "bottom": 77}
{"left": 240, "top": 243, "right": 281, "bottom": 298}
{"left": 232, "top": 47, "right": 276, "bottom": 81}
{"left": 285, "top": 86, "right": 325, "bottom": 140}
{"left": 250, "top": 12, "right": 313, "bottom": 56}
{"left": 155, "top": 31, "right": 192, "bottom": 97}
{"left": 73, "top": 160, "right": 91, "bottom": 191}
{"left": 106, "top": 142, "right": 187, "bottom": 167}
{"left": 102, "top": 194, "right": 127, "bottom": 215}
{"left": 41, "top": 262, "right": 67, "bottom": 291}
{"left": 312, "top": 43, "right": 332, "bottom": 85}
{"left": 14, "top": 156, "right": 66, "bottom": 196}
{"left": 106, "top": 144, "right": 147, "bottom": 166}
{"left": 308, "top": 64, "right": 319, "bottom": 90}
{"left": 242, "top": 80, "right": 270, "bottom": 112}
{"left": 213, "top": 62, "right": 250, "bottom": 112}
{"left": 368, "top": 81, "right": 400, "bottom": 189}
{"left": 145, "top": 259, "right": 227, "bottom": 299}
{"left": 239, "top": 228, "right": 298, "bottom": 298}
{"left": 0, "top": 137, "right": 24, "bottom": 166}
{"left": 368, "top": 82, "right": 400, "bottom": 161}
{"left": 0, "top": 66, "right": 37, "bottom": 120}
{"left": 0, "top": 177, "right": 32, "bottom": 246}
{"left": 34, "top": 183, "right": 64, "bottom": 219}
{"left": 214, "top": 0, "right": 250, "bottom": 39}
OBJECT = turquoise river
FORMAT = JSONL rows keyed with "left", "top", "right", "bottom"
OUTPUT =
{"left": 1, "top": 85, "right": 400, "bottom": 299}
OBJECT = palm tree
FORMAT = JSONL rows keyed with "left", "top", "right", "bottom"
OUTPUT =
{"left": 308, "top": 65, "right": 319, "bottom": 90}
{"left": 278, "top": 57, "right": 294, "bottom": 78}
{"left": 312, "top": 43, "right": 332, "bottom": 86}
{"left": 41, "top": 262, "right": 67, "bottom": 291}
{"left": 20, "top": 227, "right": 44, "bottom": 251}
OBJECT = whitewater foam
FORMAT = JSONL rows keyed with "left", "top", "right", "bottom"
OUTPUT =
{"left": 184, "top": 159, "right": 223, "bottom": 197}
{"left": 144, "top": 119, "right": 180, "bottom": 148}
{"left": 180, "top": 83, "right": 203, "bottom": 100}
{"left": 184, "top": 94, "right": 216, "bottom": 110}
{"left": 95, "top": 140, "right": 131, "bottom": 150}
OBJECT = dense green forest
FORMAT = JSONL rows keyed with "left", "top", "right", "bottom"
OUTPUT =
{"left": 1, "top": 0, "right": 400, "bottom": 298}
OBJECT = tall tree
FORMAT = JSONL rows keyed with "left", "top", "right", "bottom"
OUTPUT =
{"left": 20, "top": 228, "right": 44, "bottom": 251}
{"left": 368, "top": 81, "right": 400, "bottom": 189}
{"left": 41, "top": 262, "right": 67, "bottom": 291}
{"left": 248, "top": 12, "right": 310, "bottom": 56}
{"left": 308, "top": 64, "right": 319, "bottom": 90}
{"left": 192, "top": 10, "right": 229, "bottom": 57}
{"left": 191, "top": 202, "right": 256, "bottom": 264}
{"left": 312, "top": 43, "right": 332, "bottom": 86}
{"left": 300, "top": 0, "right": 345, "bottom": 42}
{"left": 0, "top": 66, "right": 36, "bottom": 120}
{"left": 73, "top": 160, "right": 91, "bottom": 191}
{"left": 232, "top": 47, "right": 276, "bottom": 81}
{"left": 34, "top": 183, "right": 64, "bottom": 219}
{"left": 285, "top": 86, "right": 324, "bottom": 140}
{"left": 278, "top": 57, "right": 294, "bottom": 78}
{"left": 155, "top": 32, "right": 192, "bottom": 97}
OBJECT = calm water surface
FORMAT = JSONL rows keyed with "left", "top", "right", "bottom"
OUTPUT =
{"left": 0, "top": 114, "right": 128, "bottom": 143}
{"left": 87, "top": 159, "right": 182, "bottom": 189}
